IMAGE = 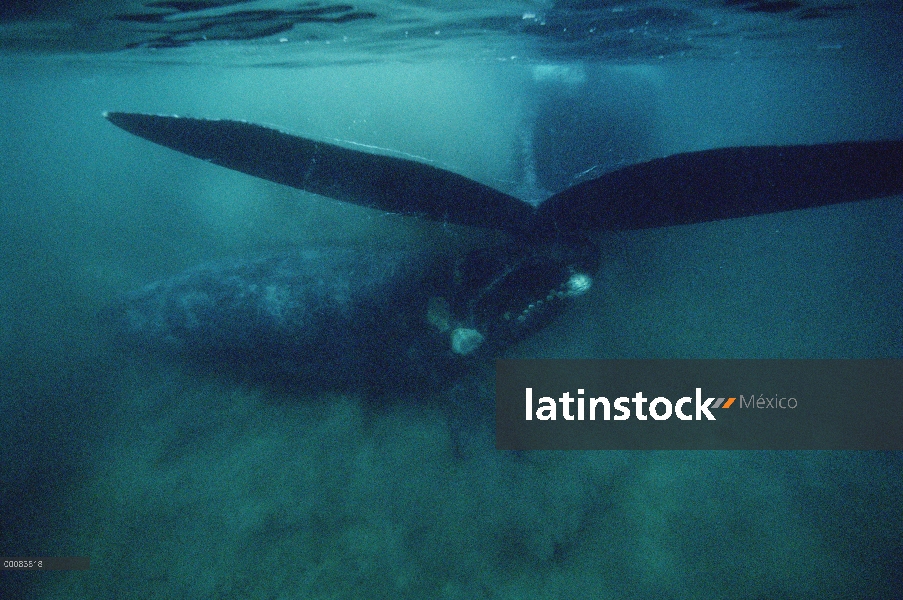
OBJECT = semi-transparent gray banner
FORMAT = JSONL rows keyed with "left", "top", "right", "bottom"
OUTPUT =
{"left": 496, "top": 360, "right": 902, "bottom": 450}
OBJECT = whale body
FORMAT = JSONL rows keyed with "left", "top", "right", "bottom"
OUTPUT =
{"left": 107, "top": 244, "right": 597, "bottom": 390}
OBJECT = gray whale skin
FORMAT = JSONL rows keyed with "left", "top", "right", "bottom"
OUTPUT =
{"left": 106, "top": 244, "right": 594, "bottom": 391}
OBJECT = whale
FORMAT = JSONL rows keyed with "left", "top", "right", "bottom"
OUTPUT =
{"left": 103, "top": 112, "right": 903, "bottom": 391}
{"left": 105, "top": 242, "right": 598, "bottom": 391}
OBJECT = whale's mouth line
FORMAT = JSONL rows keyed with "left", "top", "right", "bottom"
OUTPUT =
{"left": 430, "top": 274, "right": 593, "bottom": 357}
{"left": 425, "top": 242, "right": 597, "bottom": 356}
{"left": 498, "top": 270, "right": 593, "bottom": 325}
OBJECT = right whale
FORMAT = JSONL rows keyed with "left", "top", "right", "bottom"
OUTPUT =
{"left": 103, "top": 113, "right": 903, "bottom": 391}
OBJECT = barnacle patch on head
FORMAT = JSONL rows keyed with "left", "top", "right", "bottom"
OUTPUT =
{"left": 450, "top": 327, "right": 484, "bottom": 355}
{"left": 565, "top": 272, "right": 592, "bottom": 297}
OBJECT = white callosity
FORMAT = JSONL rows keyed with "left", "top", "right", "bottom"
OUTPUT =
{"left": 450, "top": 327, "right": 485, "bottom": 355}
{"left": 565, "top": 272, "right": 592, "bottom": 297}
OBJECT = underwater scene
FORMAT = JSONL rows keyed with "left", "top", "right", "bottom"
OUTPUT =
{"left": 1, "top": 1, "right": 901, "bottom": 598}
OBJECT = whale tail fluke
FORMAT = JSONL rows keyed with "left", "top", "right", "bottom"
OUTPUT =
{"left": 105, "top": 111, "right": 902, "bottom": 237}
{"left": 535, "top": 140, "right": 903, "bottom": 233}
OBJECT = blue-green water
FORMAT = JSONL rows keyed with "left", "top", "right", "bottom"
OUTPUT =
{"left": 1, "top": 2, "right": 902, "bottom": 598}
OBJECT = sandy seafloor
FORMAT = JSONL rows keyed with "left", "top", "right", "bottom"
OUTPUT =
{"left": 1, "top": 1, "right": 902, "bottom": 598}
